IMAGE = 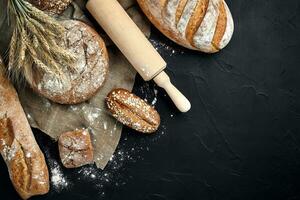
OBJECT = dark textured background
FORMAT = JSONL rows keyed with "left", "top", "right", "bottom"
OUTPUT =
{"left": 1, "top": 0, "right": 300, "bottom": 199}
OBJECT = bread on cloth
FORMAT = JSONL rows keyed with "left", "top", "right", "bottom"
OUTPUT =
{"left": 30, "top": 20, "right": 109, "bottom": 104}
{"left": 0, "top": 58, "right": 49, "bottom": 200}
{"left": 137, "top": 0, "right": 234, "bottom": 53}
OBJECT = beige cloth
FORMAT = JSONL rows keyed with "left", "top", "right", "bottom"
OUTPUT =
{"left": 13, "top": 0, "right": 151, "bottom": 169}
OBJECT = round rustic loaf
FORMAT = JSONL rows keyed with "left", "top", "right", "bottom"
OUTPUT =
{"left": 28, "top": 0, "right": 73, "bottom": 14}
{"left": 30, "top": 20, "right": 109, "bottom": 104}
{"left": 137, "top": 0, "right": 234, "bottom": 53}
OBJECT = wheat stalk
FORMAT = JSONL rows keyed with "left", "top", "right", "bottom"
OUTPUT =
{"left": 7, "top": 0, "right": 76, "bottom": 84}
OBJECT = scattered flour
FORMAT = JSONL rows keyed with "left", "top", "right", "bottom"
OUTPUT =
{"left": 82, "top": 106, "right": 102, "bottom": 125}
{"left": 103, "top": 121, "right": 108, "bottom": 130}
{"left": 151, "top": 97, "right": 157, "bottom": 106}
{"left": 50, "top": 160, "right": 69, "bottom": 191}
{"left": 150, "top": 39, "right": 185, "bottom": 56}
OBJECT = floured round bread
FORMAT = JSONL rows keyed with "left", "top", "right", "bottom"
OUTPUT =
{"left": 28, "top": 0, "right": 73, "bottom": 14}
{"left": 137, "top": 0, "right": 234, "bottom": 53}
{"left": 31, "top": 20, "right": 109, "bottom": 104}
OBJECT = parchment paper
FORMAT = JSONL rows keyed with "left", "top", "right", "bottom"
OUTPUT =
{"left": 0, "top": 0, "right": 151, "bottom": 169}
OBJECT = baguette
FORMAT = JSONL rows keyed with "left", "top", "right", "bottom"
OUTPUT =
{"left": 137, "top": 0, "right": 234, "bottom": 53}
{"left": 0, "top": 58, "right": 49, "bottom": 199}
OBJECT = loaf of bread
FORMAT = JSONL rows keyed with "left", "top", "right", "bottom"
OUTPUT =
{"left": 0, "top": 58, "right": 49, "bottom": 199}
{"left": 58, "top": 129, "right": 94, "bottom": 168}
{"left": 28, "top": 0, "right": 73, "bottom": 14}
{"left": 137, "top": 0, "right": 234, "bottom": 53}
{"left": 30, "top": 20, "right": 109, "bottom": 104}
{"left": 106, "top": 88, "right": 160, "bottom": 133}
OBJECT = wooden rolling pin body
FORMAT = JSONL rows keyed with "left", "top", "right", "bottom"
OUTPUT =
{"left": 86, "top": 0, "right": 191, "bottom": 112}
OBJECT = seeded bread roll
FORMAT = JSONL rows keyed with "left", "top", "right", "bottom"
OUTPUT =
{"left": 106, "top": 88, "right": 160, "bottom": 133}
{"left": 30, "top": 20, "right": 109, "bottom": 104}
{"left": 137, "top": 0, "right": 234, "bottom": 53}
{"left": 0, "top": 58, "right": 49, "bottom": 199}
{"left": 28, "top": 0, "right": 73, "bottom": 14}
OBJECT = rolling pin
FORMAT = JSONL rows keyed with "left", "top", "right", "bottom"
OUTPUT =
{"left": 86, "top": 0, "right": 191, "bottom": 112}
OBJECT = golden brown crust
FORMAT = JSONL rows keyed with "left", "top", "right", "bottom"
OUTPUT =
{"left": 0, "top": 118, "right": 14, "bottom": 150}
{"left": 161, "top": 0, "right": 169, "bottom": 8}
{"left": 28, "top": 0, "right": 73, "bottom": 14}
{"left": 186, "top": 0, "right": 209, "bottom": 46}
{"left": 30, "top": 20, "right": 109, "bottom": 104}
{"left": 0, "top": 117, "right": 49, "bottom": 200}
{"left": 138, "top": 0, "right": 196, "bottom": 49}
{"left": 106, "top": 88, "right": 160, "bottom": 134}
{"left": 175, "top": 0, "right": 188, "bottom": 25}
{"left": 211, "top": 1, "right": 227, "bottom": 50}
{"left": 137, "top": 0, "right": 234, "bottom": 53}
{"left": 0, "top": 58, "right": 49, "bottom": 200}
{"left": 58, "top": 129, "right": 94, "bottom": 168}
{"left": 9, "top": 139, "right": 31, "bottom": 200}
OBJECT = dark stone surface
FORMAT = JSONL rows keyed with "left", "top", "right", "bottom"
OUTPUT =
{"left": 1, "top": 0, "right": 300, "bottom": 199}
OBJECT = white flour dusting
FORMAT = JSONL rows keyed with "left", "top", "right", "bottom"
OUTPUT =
{"left": 151, "top": 88, "right": 158, "bottom": 106}
{"left": 37, "top": 20, "right": 108, "bottom": 103}
{"left": 38, "top": 75, "right": 168, "bottom": 196}
{"left": 103, "top": 121, "right": 108, "bottom": 130}
{"left": 67, "top": 121, "right": 167, "bottom": 196}
{"left": 49, "top": 160, "right": 69, "bottom": 190}
{"left": 82, "top": 106, "right": 102, "bottom": 125}
{"left": 150, "top": 39, "right": 185, "bottom": 56}
{"left": 151, "top": 97, "right": 157, "bottom": 106}
{"left": 177, "top": 0, "right": 198, "bottom": 36}
{"left": 1, "top": 144, "right": 18, "bottom": 162}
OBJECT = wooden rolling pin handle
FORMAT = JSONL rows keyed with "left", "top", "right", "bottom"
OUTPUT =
{"left": 154, "top": 72, "right": 191, "bottom": 112}
{"left": 86, "top": 0, "right": 191, "bottom": 112}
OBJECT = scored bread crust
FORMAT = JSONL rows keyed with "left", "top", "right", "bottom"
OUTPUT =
{"left": 0, "top": 58, "right": 49, "bottom": 200}
{"left": 211, "top": 1, "right": 227, "bottom": 49}
{"left": 137, "top": 0, "right": 234, "bottom": 53}
{"left": 219, "top": 1, "right": 234, "bottom": 49}
{"left": 106, "top": 88, "right": 160, "bottom": 133}
{"left": 30, "top": 20, "right": 109, "bottom": 105}
{"left": 28, "top": 0, "right": 73, "bottom": 14}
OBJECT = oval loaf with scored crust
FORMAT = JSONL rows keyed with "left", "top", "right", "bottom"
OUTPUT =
{"left": 137, "top": 0, "right": 234, "bottom": 53}
{"left": 106, "top": 88, "right": 160, "bottom": 134}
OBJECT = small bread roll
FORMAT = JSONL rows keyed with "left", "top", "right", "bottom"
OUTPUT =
{"left": 137, "top": 0, "right": 234, "bottom": 53}
{"left": 30, "top": 20, "right": 109, "bottom": 104}
{"left": 106, "top": 88, "right": 160, "bottom": 133}
{"left": 58, "top": 129, "right": 94, "bottom": 168}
